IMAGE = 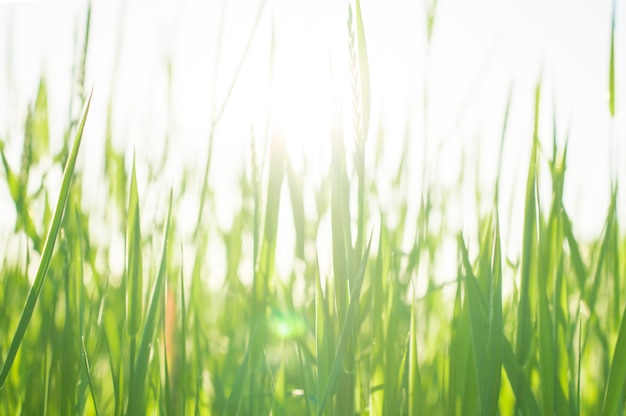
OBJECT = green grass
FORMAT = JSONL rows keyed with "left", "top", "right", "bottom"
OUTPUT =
{"left": 1, "top": 1, "right": 626, "bottom": 415}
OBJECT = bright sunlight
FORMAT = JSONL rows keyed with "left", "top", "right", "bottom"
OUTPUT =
{"left": 0, "top": 0, "right": 624, "bottom": 414}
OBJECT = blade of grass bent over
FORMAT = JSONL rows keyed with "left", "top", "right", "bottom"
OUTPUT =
{"left": 0, "top": 90, "right": 92, "bottom": 388}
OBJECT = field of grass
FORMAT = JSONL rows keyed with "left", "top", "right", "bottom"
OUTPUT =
{"left": 1, "top": 0, "right": 626, "bottom": 415}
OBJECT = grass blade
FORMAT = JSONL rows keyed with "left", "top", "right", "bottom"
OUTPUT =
{"left": 81, "top": 336, "right": 100, "bottom": 416}
{"left": 609, "top": 0, "right": 616, "bottom": 117}
{"left": 126, "top": 155, "right": 143, "bottom": 338}
{"left": 128, "top": 189, "right": 173, "bottom": 415}
{"left": 484, "top": 216, "right": 503, "bottom": 415}
{"left": 0, "top": 90, "right": 92, "bottom": 388}
{"left": 515, "top": 81, "right": 540, "bottom": 370}
{"left": 502, "top": 338, "right": 541, "bottom": 415}
{"left": 602, "top": 305, "right": 626, "bottom": 416}
{"left": 317, "top": 233, "right": 372, "bottom": 416}
{"left": 355, "top": 0, "right": 370, "bottom": 140}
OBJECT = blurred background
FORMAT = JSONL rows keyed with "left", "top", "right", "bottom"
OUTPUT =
{"left": 0, "top": 0, "right": 622, "bottom": 286}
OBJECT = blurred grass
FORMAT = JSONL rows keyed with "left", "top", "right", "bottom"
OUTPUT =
{"left": 1, "top": 1, "right": 626, "bottom": 415}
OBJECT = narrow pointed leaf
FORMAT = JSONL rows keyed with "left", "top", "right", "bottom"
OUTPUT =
{"left": 0, "top": 91, "right": 92, "bottom": 387}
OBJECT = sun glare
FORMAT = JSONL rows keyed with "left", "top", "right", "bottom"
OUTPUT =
{"left": 270, "top": 12, "right": 344, "bottom": 176}
{"left": 1, "top": 0, "right": 625, "bottom": 413}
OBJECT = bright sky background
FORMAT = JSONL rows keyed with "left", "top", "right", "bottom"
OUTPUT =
{"left": 0, "top": 0, "right": 623, "bottom": 285}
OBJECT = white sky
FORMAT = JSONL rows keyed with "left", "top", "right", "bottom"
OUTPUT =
{"left": 0, "top": 0, "right": 623, "bottom": 284}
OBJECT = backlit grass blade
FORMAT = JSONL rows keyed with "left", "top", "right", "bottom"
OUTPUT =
{"left": 449, "top": 260, "right": 479, "bottom": 416}
{"left": 317, "top": 234, "right": 372, "bottom": 416}
{"left": 296, "top": 342, "right": 313, "bottom": 416}
{"left": 607, "top": 187, "right": 621, "bottom": 328}
{"left": 515, "top": 81, "right": 540, "bottom": 369}
{"left": 0, "top": 90, "right": 92, "bottom": 388}
{"left": 31, "top": 77, "right": 50, "bottom": 165}
{"left": 328, "top": 95, "right": 356, "bottom": 414}
{"left": 330, "top": 107, "right": 352, "bottom": 324}
{"left": 225, "top": 328, "right": 256, "bottom": 415}
{"left": 447, "top": 267, "right": 463, "bottom": 415}
{"left": 609, "top": 0, "right": 616, "bottom": 118}
{"left": 128, "top": 189, "right": 173, "bottom": 415}
{"left": 163, "top": 290, "right": 173, "bottom": 416}
{"left": 602, "top": 303, "right": 626, "bottom": 416}
{"left": 459, "top": 236, "right": 488, "bottom": 411}
{"left": 426, "top": 0, "right": 438, "bottom": 42}
{"left": 1, "top": 141, "right": 41, "bottom": 250}
{"left": 370, "top": 213, "right": 388, "bottom": 415}
{"left": 286, "top": 159, "right": 305, "bottom": 260}
{"left": 179, "top": 244, "right": 187, "bottom": 416}
{"left": 330, "top": 120, "right": 357, "bottom": 413}
{"left": 254, "top": 131, "right": 285, "bottom": 314}
{"left": 0, "top": 140, "right": 21, "bottom": 204}
{"left": 537, "top": 246, "right": 556, "bottom": 416}
{"left": 271, "top": 346, "right": 286, "bottom": 416}
{"left": 81, "top": 336, "right": 100, "bottom": 416}
{"left": 495, "top": 85, "right": 512, "bottom": 201}
{"left": 355, "top": 0, "right": 370, "bottom": 140}
{"left": 104, "top": 102, "right": 127, "bottom": 217}
{"left": 102, "top": 295, "right": 125, "bottom": 416}
{"left": 349, "top": 0, "right": 370, "bottom": 266}
{"left": 314, "top": 255, "right": 331, "bottom": 409}
{"left": 60, "top": 198, "right": 81, "bottom": 415}
{"left": 502, "top": 338, "right": 541, "bottom": 415}
{"left": 459, "top": 224, "right": 503, "bottom": 416}
{"left": 126, "top": 155, "right": 143, "bottom": 338}
{"left": 601, "top": 207, "right": 626, "bottom": 416}
{"left": 588, "top": 191, "right": 616, "bottom": 313}
{"left": 485, "top": 215, "right": 503, "bottom": 415}
{"left": 249, "top": 131, "right": 285, "bottom": 413}
{"left": 408, "top": 300, "right": 422, "bottom": 416}
{"left": 562, "top": 209, "right": 587, "bottom": 294}
{"left": 396, "top": 332, "right": 410, "bottom": 415}
{"left": 545, "top": 137, "right": 571, "bottom": 415}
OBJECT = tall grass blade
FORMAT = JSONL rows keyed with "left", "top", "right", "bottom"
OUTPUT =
{"left": 602, "top": 303, "right": 626, "bottom": 416}
{"left": 126, "top": 155, "right": 143, "bottom": 338}
{"left": 225, "top": 328, "right": 256, "bottom": 415}
{"left": 271, "top": 346, "right": 286, "bottom": 416}
{"left": 609, "top": 0, "right": 616, "bottom": 118}
{"left": 563, "top": 209, "right": 587, "bottom": 294}
{"left": 515, "top": 81, "right": 540, "bottom": 370}
{"left": 460, "top": 224, "right": 503, "bottom": 416}
{"left": 355, "top": 0, "right": 370, "bottom": 140}
{"left": 286, "top": 159, "right": 305, "bottom": 260}
{"left": 0, "top": 90, "right": 92, "bottom": 388}
{"left": 314, "top": 256, "right": 330, "bottom": 410}
{"left": 249, "top": 131, "right": 285, "bottom": 413}
{"left": 350, "top": 0, "right": 370, "bottom": 265}
{"left": 485, "top": 216, "right": 503, "bottom": 414}
{"left": 179, "top": 245, "right": 187, "bottom": 416}
{"left": 502, "top": 338, "right": 541, "bottom": 415}
{"left": 317, "top": 234, "right": 372, "bottom": 416}
{"left": 408, "top": 300, "right": 422, "bottom": 415}
{"left": 128, "top": 189, "right": 173, "bottom": 415}
{"left": 31, "top": 77, "right": 50, "bottom": 165}
{"left": 81, "top": 336, "right": 100, "bottom": 416}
